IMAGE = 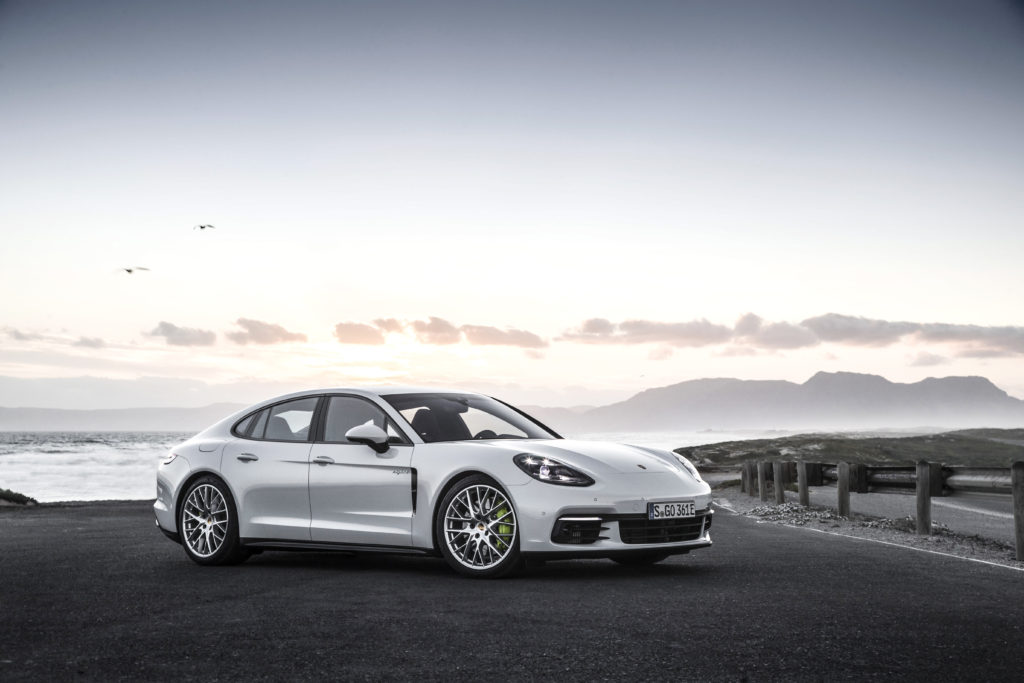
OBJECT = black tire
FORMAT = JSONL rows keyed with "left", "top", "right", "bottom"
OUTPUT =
{"left": 611, "top": 552, "right": 671, "bottom": 566}
{"left": 436, "top": 475, "right": 523, "bottom": 578}
{"left": 178, "top": 475, "right": 249, "bottom": 566}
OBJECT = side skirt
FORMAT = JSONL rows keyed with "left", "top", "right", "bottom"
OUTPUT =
{"left": 240, "top": 538, "right": 439, "bottom": 556}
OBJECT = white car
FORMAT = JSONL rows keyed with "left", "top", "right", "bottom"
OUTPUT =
{"left": 154, "top": 388, "right": 712, "bottom": 577}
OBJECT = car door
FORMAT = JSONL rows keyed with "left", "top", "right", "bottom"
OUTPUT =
{"left": 308, "top": 395, "right": 414, "bottom": 547}
{"left": 220, "top": 396, "right": 320, "bottom": 542}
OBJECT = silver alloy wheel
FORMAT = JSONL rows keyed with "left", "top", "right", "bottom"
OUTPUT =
{"left": 443, "top": 484, "right": 517, "bottom": 570}
{"left": 182, "top": 483, "right": 230, "bottom": 558}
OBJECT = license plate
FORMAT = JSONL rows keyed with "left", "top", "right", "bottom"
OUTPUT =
{"left": 648, "top": 501, "right": 695, "bottom": 520}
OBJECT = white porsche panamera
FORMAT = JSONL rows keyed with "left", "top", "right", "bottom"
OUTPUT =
{"left": 154, "top": 388, "right": 713, "bottom": 577}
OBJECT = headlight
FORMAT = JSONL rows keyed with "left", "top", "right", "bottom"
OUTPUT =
{"left": 672, "top": 453, "right": 703, "bottom": 482}
{"left": 514, "top": 454, "right": 594, "bottom": 486}
{"left": 161, "top": 452, "right": 179, "bottom": 465}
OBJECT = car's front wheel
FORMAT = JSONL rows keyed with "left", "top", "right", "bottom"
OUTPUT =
{"left": 179, "top": 475, "right": 249, "bottom": 566}
{"left": 436, "top": 475, "right": 522, "bottom": 578}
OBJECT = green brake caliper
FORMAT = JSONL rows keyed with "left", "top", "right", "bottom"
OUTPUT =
{"left": 495, "top": 506, "right": 511, "bottom": 550}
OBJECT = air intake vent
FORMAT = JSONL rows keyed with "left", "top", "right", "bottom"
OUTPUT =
{"left": 618, "top": 511, "right": 710, "bottom": 545}
{"left": 551, "top": 517, "right": 606, "bottom": 545}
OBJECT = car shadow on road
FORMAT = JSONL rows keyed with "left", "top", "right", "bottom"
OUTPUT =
{"left": 234, "top": 550, "right": 715, "bottom": 581}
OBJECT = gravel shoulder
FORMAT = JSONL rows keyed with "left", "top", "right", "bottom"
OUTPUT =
{"left": 713, "top": 483, "right": 1024, "bottom": 571}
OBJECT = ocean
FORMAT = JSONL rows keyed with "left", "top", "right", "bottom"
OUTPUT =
{"left": 0, "top": 429, "right": 783, "bottom": 503}
{"left": 0, "top": 432, "right": 190, "bottom": 503}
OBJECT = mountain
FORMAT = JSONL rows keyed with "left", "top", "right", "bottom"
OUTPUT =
{"left": 1, "top": 372, "right": 1021, "bottom": 433}
{"left": 537, "top": 372, "right": 1024, "bottom": 434}
{"left": 0, "top": 403, "right": 245, "bottom": 432}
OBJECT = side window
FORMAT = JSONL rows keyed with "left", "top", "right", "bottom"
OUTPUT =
{"left": 324, "top": 396, "right": 409, "bottom": 444}
{"left": 233, "top": 413, "right": 255, "bottom": 437}
{"left": 385, "top": 422, "right": 406, "bottom": 445}
{"left": 250, "top": 409, "right": 269, "bottom": 439}
{"left": 264, "top": 397, "right": 318, "bottom": 442}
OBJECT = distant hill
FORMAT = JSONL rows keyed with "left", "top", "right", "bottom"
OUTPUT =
{"left": 0, "top": 403, "right": 244, "bottom": 432}
{"left": 533, "top": 372, "right": 1024, "bottom": 434}
{"left": 675, "top": 429, "right": 1024, "bottom": 467}
{"left": 2, "top": 371, "right": 1022, "bottom": 433}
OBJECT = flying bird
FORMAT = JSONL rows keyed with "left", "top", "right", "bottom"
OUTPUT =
{"left": 120, "top": 267, "right": 150, "bottom": 275}
{"left": 194, "top": 224, "right": 216, "bottom": 230}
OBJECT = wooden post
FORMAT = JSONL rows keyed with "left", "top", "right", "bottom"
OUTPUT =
{"left": 740, "top": 463, "right": 747, "bottom": 493}
{"left": 797, "top": 460, "right": 809, "bottom": 507}
{"left": 757, "top": 461, "right": 768, "bottom": 502}
{"left": 916, "top": 460, "right": 931, "bottom": 535}
{"left": 837, "top": 462, "right": 850, "bottom": 517}
{"left": 1013, "top": 462, "right": 1024, "bottom": 561}
{"left": 747, "top": 462, "right": 757, "bottom": 497}
{"left": 773, "top": 461, "right": 785, "bottom": 504}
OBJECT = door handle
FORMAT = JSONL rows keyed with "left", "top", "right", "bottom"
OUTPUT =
{"left": 236, "top": 453, "right": 259, "bottom": 462}
{"left": 313, "top": 455, "right": 335, "bottom": 465}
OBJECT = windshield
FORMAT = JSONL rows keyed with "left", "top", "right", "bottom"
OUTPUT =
{"left": 382, "top": 393, "right": 559, "bottom": 443}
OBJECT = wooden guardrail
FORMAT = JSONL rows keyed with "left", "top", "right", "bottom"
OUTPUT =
{"left": 738, "top": 459, "right": 1024, "bottom": 561}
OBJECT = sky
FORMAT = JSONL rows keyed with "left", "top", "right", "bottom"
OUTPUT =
{"left": 1, "top": 0, "right": 1023, "bottom": 410}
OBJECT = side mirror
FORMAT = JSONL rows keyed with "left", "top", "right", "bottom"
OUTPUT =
{"left": 344, "top": 424, "right": 390, "bottom": 454}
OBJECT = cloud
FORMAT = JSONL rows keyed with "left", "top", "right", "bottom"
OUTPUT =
{"left": 373, "top": 318, "right": 403, "bottom": 334}
{"left": 954, "top": 348, "right": 1010, "bottom": 359}
{"left": 560, "top": 312, "right": 1024, "bottom": 357}
{"left": 556, "top": 318, "right": 616, "bottom": 343}
{"left": 733, "top": 313, "right": 762, "bottom": 337}
{"left": 751, "top": 321, "right": 820, "bottom": 349}
{"left": 148, "top": 321, "right": 216, "bottom": 346}
{"left": 801, "top": 314, "right": 1024, "bottom": 356}
{"left": 410, "top": 317, "right": 462, "bottom": 345}
{"left": 620, "top": 319, "right": 733, "bottom": 346}
{"left": 72, "top": 336, "right": 106, "bottom": 349}
{"left": 800, "top": 314, "right": 919, "bottom": 347}
{"left": 460, "top": 325, "right": 547, "bottom": 348}
{"left": 3, "top": 327, "right": 43, "bottom": 341}
{"left": 562, "top": 318, "right": 732, "bottom": 347}
{"left": 226, "top": 318, "right": 307, "bottom": 345}
{"left": 336, "top": 317, "right": 550, "bottom": 348}
{"left": 333, "top": 322, "right": 386, "bottom": 345}
{"left": 910, "top": 352, "right": 948, "bottom": 367}
{"left": 918, "top": 323, "right": 1024, "bottom": 356}
{"left": 733, "top": 314, "right": 818, "bottom": 349}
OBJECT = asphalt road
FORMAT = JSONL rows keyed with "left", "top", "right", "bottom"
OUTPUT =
{"left": 2, "top": 502, "right": 1023, "bottom": 682}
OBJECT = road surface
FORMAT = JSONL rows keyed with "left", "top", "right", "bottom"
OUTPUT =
{"left": 1, "top": 501, "right": 1023, "bottom": 681}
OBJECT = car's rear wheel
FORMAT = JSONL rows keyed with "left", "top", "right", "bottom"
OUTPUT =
{"left": 436, "top": 476, "right": 522, "bottom": 578}
{"left": 179, "top": 476, "right": 249, "bottom": 566}
{"left": 611, "top": 551, "right": 671, "bottom": 566}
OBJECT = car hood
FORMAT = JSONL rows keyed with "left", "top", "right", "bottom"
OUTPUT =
{"left": 478, "top": 438, "right": 687, "bottom": 478}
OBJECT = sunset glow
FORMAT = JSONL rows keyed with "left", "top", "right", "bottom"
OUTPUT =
{"left": 2, "top": 0, "right": 1022, "bottom": 409}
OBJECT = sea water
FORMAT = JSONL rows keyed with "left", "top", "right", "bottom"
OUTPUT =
{"left": 0, "top": 432, "right": 189, "bottom": 503}
{"left": 0, "top": 429, "right": 785, "bottom": 503}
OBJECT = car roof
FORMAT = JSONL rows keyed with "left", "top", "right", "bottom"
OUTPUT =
{"left": 256, "top": 385, "right": 488, "bottom": 403}
{"left": 198, "top": 385, "right": 494, "bottom": 439}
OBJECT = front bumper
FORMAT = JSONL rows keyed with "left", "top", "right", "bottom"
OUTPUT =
{"left": 514, "top": 472, "right": 714, "bottom": 558}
